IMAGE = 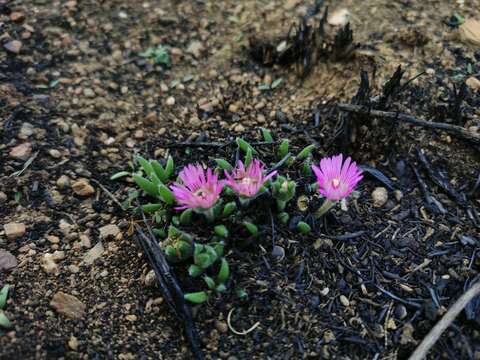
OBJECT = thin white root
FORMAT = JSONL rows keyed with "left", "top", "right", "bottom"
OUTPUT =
{"left": 408, "top": 281, "right": 480, "bottom": 360}
{"left": 227, "top": 308, "right": 261, "bottom": 336}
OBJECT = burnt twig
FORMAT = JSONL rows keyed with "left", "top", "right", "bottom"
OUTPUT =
{"left": 408, "top": 280, "right": 480, "bottom": 360}
{"left": 336, "top": 103, "right": 480, "bottom": 145}
{"left": 416, "top": 149, "right": 467, "bottom": 207}
{"left": 135, "top": 210, "right": 203, "bottom": 359}
{"left": 412, "top": 165, "right": 447, "bottom": 214}
{"left": 416, "top": 149, "right": 478, "bottom": 224}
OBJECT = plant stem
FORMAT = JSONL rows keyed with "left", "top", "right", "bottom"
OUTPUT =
{"left": 314, "top": 199, "right": 337, "bottom": 219}
{"left": 202, "top": 207, "right": 216, "bottom": 223}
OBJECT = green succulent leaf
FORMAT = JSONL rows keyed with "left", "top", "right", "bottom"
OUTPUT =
{"left": 302, "top": 158, "right": 313, "bottom": 176}
{"left": 184, "top": 291, "right": 208, "bottom": 304}
{"left": 0, "top": 285, "right": 10, "bottom": 310}
{"left": 213, "top": 243, "right": 225, "bottom": 258}
{"left": 217, "top": 258, "right": 230, "bottom": 284}
{"left": 158, "top": 184, "right": 175, "bottom": 205}
{"left": 193, "top": 243, "right": 204, "bottom": 257}
{"left": 164, "top": 156, "right": 174, "bottom": 179}
{"left": 279, "top": 139, "right": 289, "bottom": 159}
{"left": 110, "top": 171, "right": 130, "bottom": 180}
{"left": 277, "top": 212, "right": 290, "bottom": 224}
{"left": 243, "top": 222, "right": 258, "bottom": 236}
{"left": 153, "top": 228, "right": 166, "bottom": 238}
{"left": 165, "top": 245, "right": 178, "bottom": 260}
{"left": 236, "top": 138, "right": 256, "bottom": 154}
{"left": 222, "top": 201, "right": 236, "bottom": 217}
{"left": 215, "top": 284, "right": 227, "bottom": 293}
{"left": 244, "top": 147, "right": 253, "bottom": 167}
{"left": 203, "top": 276, "right": 216, "bottom": 290}
{"left": 180, "top": 209, "right": 193, "bottom": 225}
{"left": 260, "top": 128, "right": 273, "bottom": 143}
{"left": 0, "top": 312, "right": 12, "bottom": 328}
{"left": 151, "top": 160, "right": 167, "bottom": 182}
{"left": 188, "top": 264, "right": 204, "bottom": 277}
{"left": 133, "top": 175, "right": 158, "bottom": 197}
{"left": 195, "top": 253, "right": 212, "bottom": 269}
{"left": 141, "top": 203, "right": 163, "bottom": 213}
{"left": 204, "top": 245, "right": 219, "bottom": 260}
{"left": 297, "top": 221, "right": 311, "bottom": 234}
{"left": 214, "top": 225, "right": 229, "bottom": 238}
{"left": 136, "top": 156, "right": 154, "bottom": 177}
{"left": 297, "top": 144, "right": 316, "bottom": 159}
{"left": 215, "top": 158, "right": 233, "bottom": 172}
{"left": 271, "top": 77, "right": 283, "bottom": 89}
{"left": 177, "top": 241, "right": 193, "bottom": 259}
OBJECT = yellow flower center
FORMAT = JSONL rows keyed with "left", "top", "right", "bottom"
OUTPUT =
{"left": 240, "top": 177, "right": 256, "bottom": 186}
{"left": 332, "top": 178, "right": 340, "bottom": 189}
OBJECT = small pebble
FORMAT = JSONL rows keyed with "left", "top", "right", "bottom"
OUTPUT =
{"left": 4, "top": 40, "right": 22, "bottom": 54}
{"left": 372, "top": 187, "right": 388, "bottom": 208}
{"left": 48, "top": 149, "right": 62, "bottom": 158}
{"left": 4, "top": 222, "right": 26, "bottom": 240}
{"left": 72, "top": 179, "right": 95, "bottom": 197}
{"left": 83, "top": 88, "right": 95, "bottom": 98}
{"left": 271, "top": 245, "right": 285, "bottom": 260}
{"left": 394, "top": 304, "right": 408, "bottom": 320}
{"left": 215, "top": 320, "right": 228, "bottom": 333}
{"left": 56, "top": 175, "right": 71, "bottom": 189}
{"left": 339, "top": 295, "right": 350, "bottom": 307}
{"left": 68, "top": 336, "right": 79, "bottom": 351}
{"left": 9, "top": 142, "right": 32, "bottom": 160}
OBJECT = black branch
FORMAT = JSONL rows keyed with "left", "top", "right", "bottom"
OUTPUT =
{"left": 336, "top": 103, "right": 480, "bottom": 146}
{"left": 134, "top": 223, "right": 204, "bottom": 359}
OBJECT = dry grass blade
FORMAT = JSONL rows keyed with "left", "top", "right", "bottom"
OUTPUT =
{"left": 408, "top": 281, "right": 480, "bottom": 360}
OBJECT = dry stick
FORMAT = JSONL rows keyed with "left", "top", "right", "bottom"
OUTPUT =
{"left": 408, "top": 281, "right": 480, "bottom": 360}
{"left": 336, "top": 103, "right": 480, "bottom": 145}
{"left": 135, "top": 204, "right": 204, "bottom": 360}
{"left": 90, "top": 179, "right": 125, "bottom": 210}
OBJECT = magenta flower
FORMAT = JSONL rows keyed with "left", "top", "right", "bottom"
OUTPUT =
{"left": 225, "top": 159, "right": 277, "bottom": 197}
{"left": 170, "top": 164, "right": 224, "bottom": 211}
{"left": 312, "top": 154, "right": 363, "bottom": 201}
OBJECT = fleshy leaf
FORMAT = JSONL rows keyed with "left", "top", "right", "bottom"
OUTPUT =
{"left": 222, "top": 202, "right": 236, "bottom": 217}
{"left": 110, "top": 171, "right": 130, "bottom": 180}
{"left": 261, "top": 128, "right": 273, "bottom": 143}
{"left": 142, "top": 203, "right": 163, "bottom": 213}
{"left": 0, "top": 312, "right": 12, "bottom": 328}
{"left": 184, "top": 291, "right": 208, "bottom": 304}
{"left": 133, "top": 175, "right": 158, "bottom": 196}
{"left": 217, "top": 258, "right": 230, "bottom": 284}
{"left": 297, "top": 144, "right": 316, "bottom": 159}
{"left": 158, "top": 183, "right": 175, "bottom": 205}
{"left": 215, "top": 159, "right": 233, "bottom": 171}
{"left": 203, "top": 276, "right": 216, "bottom": 289}
{"left": 243, "top": 222, "right": 258, "bottom": 236}
{"left": 297, "top": 221, "right": 311, "bottom": 234}
{"left": 188, "top": 264, "right": 204, "bottom": 277}
{"left": 0, "top": 285, "right": 10, "bottom": 310}
{"left": 279, "top": 139, "right": 289, "bottom": 159}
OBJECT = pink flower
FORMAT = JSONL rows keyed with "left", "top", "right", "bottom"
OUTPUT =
{"left": 170, "top": 164, "right": 224, "bottom": 210}
{"left": 225, "top": 159, "right": 277, "bottom": 197}
{"left": 312, "top": 154, "right": 363, "bottom": 201}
